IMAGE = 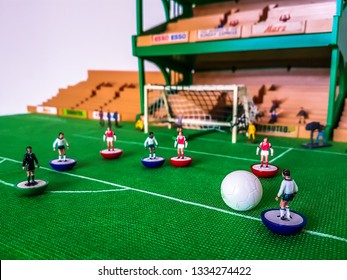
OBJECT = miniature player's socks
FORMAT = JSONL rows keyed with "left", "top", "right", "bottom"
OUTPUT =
{"left": 280, "top": 208, "right": 285, "bottom": 218}
{"left": 182, "top": 153, "right": 184, "bottom": 159}
{"left": 63, "top": 155, "right": 66, "bottom": 161}
{"left": 59, "top": 155, "right": 62, "bottom": 160}
{"left": 285, "top": 206, "right": 291, "bottom": 219}
{"left": 149, "top": 153, "right": 152, "bottom": 158}
{"left": 266, "top": 161, "right": 269, "bottom": 167}
{"left": 27, "top": 176, "right": 31, "bottom": 184}
{"left": 153, "top": 153, "right": 156, "bottom": 158}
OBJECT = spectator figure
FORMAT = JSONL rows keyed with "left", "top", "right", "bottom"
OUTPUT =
{"left": 269, "top": 108, "right": 278, "bottom": 124}
{"left": 270, "top": 100, "right": 280, "bottom": 113}
{"left": 99, "top": 109, "right": 104, "bottom": 126}
{"left": 113, "top": 111, "right": 121, "bottom": 128}
{"left": 297, "top": 107, "right": 308, "bottom": 124}
{"left": 316, "top": 125, "right": 326, "bottom": 144}
{"left": 107, "top": 111, "right": 112, "bottom": 128}
{"left": 255, "top": 110, "right": 265, "bottom": 122}
{"left": 177, "top": 114, "right": 183, "bottom": 132}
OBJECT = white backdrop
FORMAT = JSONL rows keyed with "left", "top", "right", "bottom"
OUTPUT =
{"left": 0, "top": 0, "right": 165, "bottom": 116}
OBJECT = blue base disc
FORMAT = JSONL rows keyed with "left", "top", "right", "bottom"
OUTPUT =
{"left": 49, "top": 158, "right": 77, "bottom": 171}
{"left": 261, "top": 209, "right": 307, "bottom": 236}
{"left": 141, "top": 157, "right": 165, "bottom": 168}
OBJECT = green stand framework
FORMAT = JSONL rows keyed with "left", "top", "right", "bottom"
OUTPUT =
{"left": 132, "top": 0, "right": 347, "bottom": 139}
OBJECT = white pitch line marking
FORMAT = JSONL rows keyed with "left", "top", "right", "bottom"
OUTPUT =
{"left": 48, "top": 189, "right": 129, "bottom": 194}
{"left": 73, "top": 134, "right": 255, "bottom": 162}
{"left": 74, "top": 131, "right": 347, "bottom": 157}
{"left": 270, "top": 148, "right": 293, "bottom": 163}
{"left": 0, "top": 179, "right": 14, "bottom": 187}
{"left": 1, "top": 155, "right": 346, "bottom": 244}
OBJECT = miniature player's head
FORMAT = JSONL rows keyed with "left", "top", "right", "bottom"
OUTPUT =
{"left": 58, "top": 132, "right": 64, "bottom": 139}
{"left": 282, "top": 169, "right": 290, "bottom": 177}
{"left": 263, "top": 137, "right": 268, "bottom": 143}
{"left": 107, "top": 126, "right": 111, "bottom": 131}
{"left": 26, "top": 146, "right": 32, "bottom": 153}
{"left": 149, "top": 132, "right": 154, "bottom": 138}
{"left": 178, "top": 131, "right": 183, "bottom": 136}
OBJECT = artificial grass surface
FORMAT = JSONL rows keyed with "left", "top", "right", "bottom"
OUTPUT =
{"left": 0, "top": 114, "right": 346, "bottom": 260}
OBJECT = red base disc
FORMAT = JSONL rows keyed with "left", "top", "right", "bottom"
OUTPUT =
{"left": 100, "top": 149, "right": 123, "bottom": 159}
{"left": 250, "top": 164, "right": 279, "bottom": 178}
{"left": 169, "top": 156, "right": 192, "bottom": 167}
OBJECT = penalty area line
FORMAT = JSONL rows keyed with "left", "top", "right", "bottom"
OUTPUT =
{"left": 270, "top": 148, "right": 293, "bottom": 163}
{"left": 73, "top": 134, "right": 255, "bottom": 162}
{"left": 0, "top": 179, "right": 14, "bottom": 187}
{"left": 48, "top": 189, "right": 129, "bottom": 194}
{"left": 1, "top": 155, "right": 346, "bottom": 244}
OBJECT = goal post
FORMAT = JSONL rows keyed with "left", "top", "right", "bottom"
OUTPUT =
{"left": 143, "top": 84, "right": 249, "bottom": 143}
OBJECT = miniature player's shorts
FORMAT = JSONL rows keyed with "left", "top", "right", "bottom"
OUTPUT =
{"left": 147, "top": 144, "right": 155, "bottom": 148}
{"left": 106, "top": 137, "right": 114, "bottom": 143}
{"left": 260, "top": 150, "right": 269, "bottom": 156}
{"left": 177, "top": 144, "right": 185, "bottom": 149}
{"left": 283, "top": 193, "right": 294, "bottom": 202}
{"left": 25, "top": 164, "right": 35, "bottom": 171}
{"left": 58, "top": 145, "right": 65, "bottom": 150}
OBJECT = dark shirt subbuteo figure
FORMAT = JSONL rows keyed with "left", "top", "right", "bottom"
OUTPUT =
{"left": 22, "top": 146, "right": 40, "bottom": 186}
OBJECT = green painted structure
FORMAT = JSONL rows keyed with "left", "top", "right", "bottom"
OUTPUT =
{"left": 132, "top": 0, "right": 347, "bottom": 139}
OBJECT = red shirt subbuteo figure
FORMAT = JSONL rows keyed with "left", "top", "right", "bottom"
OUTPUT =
{"left": 256, "top": 137, "right": 274, "bottom": 167}
{"left": 174, "top": 131, "right": 188, "bottom": 159}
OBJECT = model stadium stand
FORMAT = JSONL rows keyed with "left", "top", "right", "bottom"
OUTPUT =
{"left": 28, "top": 71, "right": 164, "bottom": 121}
{"left": 133, "top": 0, "right": 347, "bottom": 142}
{"left": 333, "top": 98, "right": 347, "bottom": 142}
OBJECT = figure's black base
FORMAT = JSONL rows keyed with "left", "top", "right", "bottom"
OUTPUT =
{"left": 301, "top": 142, "right": 331, "bottom": 149}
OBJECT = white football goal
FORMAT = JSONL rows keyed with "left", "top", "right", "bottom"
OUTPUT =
{"left": 143, "top": 84, "right": 250, "bottom": 143}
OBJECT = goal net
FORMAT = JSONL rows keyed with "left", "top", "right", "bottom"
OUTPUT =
{"left": 144, "top": 84, "right": 249, "bottom": 143}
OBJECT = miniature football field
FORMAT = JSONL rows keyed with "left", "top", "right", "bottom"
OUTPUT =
{"left": 0, "top": 114, "right": 346, "bottom": 260}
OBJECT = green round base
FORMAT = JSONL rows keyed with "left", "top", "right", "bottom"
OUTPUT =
{"left": 14, "top": 180, "right": 49, "bottom": 196}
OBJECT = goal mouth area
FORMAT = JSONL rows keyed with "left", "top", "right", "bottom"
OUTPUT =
{"left": 144, "top": 84, "right": 248, "bottom": 143}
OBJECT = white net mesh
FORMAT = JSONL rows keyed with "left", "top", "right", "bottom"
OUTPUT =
{"left": 144, "top": 84, "right": 249, "bottom": 141}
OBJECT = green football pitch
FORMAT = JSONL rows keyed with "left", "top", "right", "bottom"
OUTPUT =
{"left": 0, "top": 114, "right": 346, "bottom": 260}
